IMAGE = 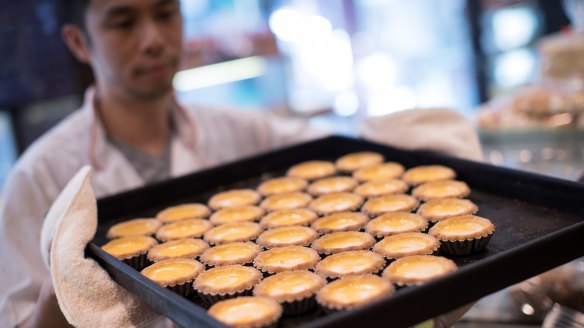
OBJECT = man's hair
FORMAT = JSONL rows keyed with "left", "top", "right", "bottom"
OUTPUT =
{"left": 60, "top": 0, "right": 90, "bottom": 32}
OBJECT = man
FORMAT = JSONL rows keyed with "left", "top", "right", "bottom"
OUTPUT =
{"left": 0, "top": 0, "right": 482, "bottom": 326}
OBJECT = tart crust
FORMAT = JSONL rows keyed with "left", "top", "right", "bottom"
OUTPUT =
{"left": 307, "top": 177, "right": 358, "bottom": 196}
{"left": 311, "top": 212, "right": 368, "bottom": 234}
{"left": 315, "top": 250, "right": 385, "bottom": 279}
{"left": 353, "top": 179, "right": 409, "bottom": 198}
{"left": 209, "top": 189, "right": 262, "bottom": 210}
{"left": 259, "top": 208, "right": 318, "bottom": 229}
{"left": 382, "top": 255, "right": 457, "bottom": 286}
{"left": 254, "top": 270, "right": 326, "bottom": 303}
{"left": 361, "top": 194, "right": 419, "bottom": 217}
{"left": 101, "top": 236, "right": 158, "bottom": 260}
{"left": 308, "top": 192, "right": 364, "bottom": 215}
{"left": 412, "top": 180, "right": 470, "bottom": 201}
{"left": 402, "top": 165, "right": 456, "bottom": 186}
{"left": 256, "top": 226, "right": 317, "bottom": 248}
{"left": 257, "top": 177, "right": 308, "bottom": 196}
{"left": 155, "top": 218, "right": 213, "bottom": 242}
{"left": 106, "top": 218, "right": 161, "bottom": 239}
{"left": 199, "top": 242, "right": 260, "bottom": 267}
{"left": 429, "top": 215, "right": 495, "bottom": 241}
{"left": 156, "top": 203, "right": 210, "bottom": 223}
{"left": 417, "top": 198, "right": 478, "bottom": 222}
{"left": 311, "top": 231, "right": 375, "bottom": 255}
{"left": 253, "top": 246, "right": 320, "bottom": 274}
{"left": 260, "top": 192, "right": 313, "bottom": 212}
{"left": 194, "top": 265, "right": 262, "bottom": 296}
{"left": 140, "top": 258, "right": 204, "bottom": 287}
{"left": 204, "top": 222, "right": 263, "bottom": 245}
{"left": 286, "top": 160, "right": 337, "bottom": 180}
{"left": 208, "top": 296, "right": 282, "bottom": 328}
{"left": 316, "top": 275, "right": 394, "bottom": 310}
{"left": 365, "top": 212, "right": 428, "bottom": 237}
{"left": 352, "top": 162, "right": 405, "bottom": 181}
{"left": 373, "top": 233, "right": 439, "bottom": 259}
{"left": 147, "top": 238, "right": 209, "bottom": 262}
{"left": 335, "top": 152, "right": 385, "bottom": 173}
{"left": 209, "top": 206, "right": 265, "bottom": 225}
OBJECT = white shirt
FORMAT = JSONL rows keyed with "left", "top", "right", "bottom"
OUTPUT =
{"left": 0, "top": 88, "right": 324, "bottom": 327}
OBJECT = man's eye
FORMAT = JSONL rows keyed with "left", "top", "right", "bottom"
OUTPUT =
{"left": 111, "top": 20, "right": 134, "bottom": 29}
{"left": 157, "top": 8, "right": 178, "bottom": 20}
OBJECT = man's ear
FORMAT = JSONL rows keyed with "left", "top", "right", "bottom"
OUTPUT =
{"left": 61, "top": 24, "right": 91, "bottom": 64}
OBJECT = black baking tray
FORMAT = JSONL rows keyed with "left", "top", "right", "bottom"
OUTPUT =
{"left": 87, "top": 135, "right": 584, "bottom": 328}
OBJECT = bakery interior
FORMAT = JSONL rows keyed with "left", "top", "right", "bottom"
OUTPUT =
{"left": 1, "top": 0, "right": 583, "bottom": 327}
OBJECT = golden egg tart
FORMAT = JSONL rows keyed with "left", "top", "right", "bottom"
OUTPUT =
{"left": 256, "top": 226, "right": 317, "bottom": 248}
{"left": 417, "top": 198, "right": 478, "bottom": 223}
{"left": 308, "top": 192, "right": 364, "bottom": 215}
{"left": 208, "top": 296, "right": 282, "bottom": 328}
{"left": 200, "top": 242, "right": 260, "bottom": 267}
{"left": 402, "top": 165, "right": 456, "bottom": 186}
{"left": 307, "top": 177, "right": 358, "bottom": 196}
{"left": 352, "top": 162, "right": 405, "bottom": 182}
{"left": 141, "top": 258, "right": 203, "bottom": 297}
{"left": 286, "top": 160, "right": 337, "bottom": 180}
{"left": 362, "top": 194, "right": 419, "bottom": 217}
{"left": 209, "top": 189, "right": 261, "bottom": 210}
{"left": 101, "top": 236, "right": 158, "bottom": 270}
{"left": 155, "top": 203, "right": 210, "bottom": 223}
{"left": 311, "top": 231, "right": 375, "bottom": 255}
{"left": 253, "top": 246, "right": 320, "bottom": 274}
{"left": 147, "top": 238, "right": 209, "bottom": 262}
{"left": 259, "top": 208, "right": 318, "bottom": 229}
{"left": 155, "top": 218, "right": 212, "bottom": 242}
{"left": 311, "top": 212, "right": 368, "bottom": 234}
{"left": 315, "top": 251, "right": 385, "bottom": 279}
{"left": 365, "top": 212, "right": 428, "bottom": 238}
{"left": 106, "top": 218, "right": 161, "bottom": 239}
{"left": 373, "top": 233, "right": 439, "bottom": 260}
{"left": 335, "top": 151, "right": 385, "bottom": 173}
{"left": 257, "top": 177, "right": 308, "bottom": 196}
{"left": 259, "top": 192, "right": 312, "bottom": 212}
{"left": 209, "top": 206, "right": 265, "bottom": 225}
{"left": 383, "top": 255, "right": 457, "bottom": 286}
{"left": 254, "top": 271, "right": 326, "bottom": 315}
{"left": 204, "top": 222, "right": 263, "bottom": 245}
{"left": 195, "top": 265, "right": 263, "bottom": 305}
{"left": 429, "top": 215, "right": 495, "bottom": 255}
{"left": 353, "top": 179, "right": 409, "bottom": 198}
{"left": 316, "top": 275, "right": 394, "bottom": 311}
{"left": 412, "top": 180, "right": 471, "bottom": 201}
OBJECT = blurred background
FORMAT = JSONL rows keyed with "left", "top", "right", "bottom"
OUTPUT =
{"left": 1, "top": 1, "right": 583, "bottom": 326}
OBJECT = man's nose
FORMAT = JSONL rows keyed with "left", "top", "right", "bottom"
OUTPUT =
{"left": 140, "top": 21, "right": 164, "bottom": 56}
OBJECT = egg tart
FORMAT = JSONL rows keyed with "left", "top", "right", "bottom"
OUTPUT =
{"left": 361, "top": 194, "right": 419, "bottom": 217}
{"left": 311, "top": 231, "right": 375, "bottom": 255}
{"left": 101, "top": 236, "right": 158, "bottom": 270}
{"left": 382, "top": 255, "right": 457, "bottom": 286}
{"left": 373, "top": 233, "right": 439, "bottom": 260}
{"left": 311, "top": 212, "right": 368, "bottom": 234}
{"left": 254, "top": 271, "right": 326, "bottom": 315}
{"left": 308, "top": 192, "right": 364, "bottom": 215}
{"left": 307, "top": 177, "right": 358, "bottom": 196}
{"left": 194, "top": 265, "right": 262, "bottom": 305}
{"left": 417, "top": 198, "right": 478, "bottom": 223}
{"left": 199, "top": 242, "right": 260, "bottom": 267}
{"left": 253, "top": 246, "right": 320, "bottom": 275}
{"left": 141, "top": 258, "right": 203, "bottom": 297}
{"left": 365, "top": 212, "right": 428, "bottom": 238}
{"left": 209, "top": 206, "right": 265, "bottom": 225}
{"left": 402, "top": 165, "right": 456, "bottom": 186}
{"left": 259, "top": 208, "right": 318, "bottom": 229}
{"left": 286, "top": 160, "right": 337, "bottom": 180}
{"left": 335, "top": 151, "right": 385, "bottom": 173}
{"left": 147, "top": 238, "right": 209, "bottom": 262}
{"left": 429, "top": 215, "right": 495, "bottom": 255}
{"left": 315, "top": 251, "right": 385, "bottom": 279}
{"left": 412, "top": 180, "right": 471, "bottom": 201}
{"left": 204, "top": 222, "right": 263, "bottom": 245}
{"left": 208, "top": 296, "right": 282, "bottom": 328}
{"left": 257, "top": 177, "right": 308, "bottom": 196}
{"left": 155, "top": 218, "right": 212, "bottom": 242}
{"left": 256, "top": 226, "right": 317, "bottom": 248}
{"left": 209, "top": 189, "right": 261, "bottom": 210}
{"left": 260, "top": 192, "right": 313, "bottom": 212}
{"left": 106, "top": 218, "right": 161, "bottom": 239}
{"left": 316, "top": 275, "right": 394, "bottom": 311}
{"left": 352, "top": 162, "right": 405, "bottom": 182}
{"left": 353, "top": 179, "right": 409, "bottom": 198}
{"left": 156, "top": 203, "right": 210, "bottom": 224}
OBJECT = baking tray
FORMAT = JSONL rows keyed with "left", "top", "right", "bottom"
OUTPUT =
{"left": 87, "top": 135, "right": 584, "bottom": 328}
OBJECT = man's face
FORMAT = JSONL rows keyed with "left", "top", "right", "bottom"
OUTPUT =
{"left": 84, "top": 0, "right": 183, "bottom": 100}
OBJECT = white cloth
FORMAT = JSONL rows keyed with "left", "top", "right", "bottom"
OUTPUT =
{"left": 0, "top": 87, "right": 482, "bottom": 327}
